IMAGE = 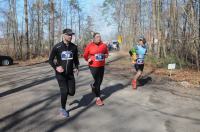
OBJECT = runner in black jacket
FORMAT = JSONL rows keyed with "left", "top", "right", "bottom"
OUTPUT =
{"left": 49, "top": 28, "right": 79, "bottom": 118}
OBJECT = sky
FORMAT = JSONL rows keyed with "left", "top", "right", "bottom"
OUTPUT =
{"left": 77, "top": 0, "right": 117, "bottom": 40}
{"left": 0, "top": 0, "right": 117, "bottom": 40}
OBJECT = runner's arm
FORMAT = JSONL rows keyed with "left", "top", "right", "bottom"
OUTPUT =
{"left": 129, "top": 50, "right": 133, "bottom": 56}
{"left": 74, "top": 46, "right": 80, "bottom": 69}
{"left": 83, "top": 44, "right": 90, "bottom": 61}
{"left": 105, "top": 45, "right": 109, "bottom": 58}
{"left": 49, "top": 47, "right": 57, "bottom": 70}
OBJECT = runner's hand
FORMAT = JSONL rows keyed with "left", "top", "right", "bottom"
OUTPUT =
{"left": 56, "top": 66, "right": 64, "bottom": 73}
{"left": 105, "top": 54, "right": 108, "bottom": 58}
{"left": 88, "top": 58, "right": 92, "bottom": 62}
{"left": 73, "top": 68, "right": 79, "bottom": 76}
{"left": 88, "top": 58, "right": 92, "bottom": 64}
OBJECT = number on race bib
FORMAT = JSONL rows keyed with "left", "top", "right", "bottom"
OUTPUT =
{"left": 95, "top": 54, "right": 105, "bottom": 61}
{"left": 61, "top": 51, "right": 73, "bottom": 60}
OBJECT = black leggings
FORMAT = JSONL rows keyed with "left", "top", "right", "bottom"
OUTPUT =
{"left": 56, "top": 73, "right": 75, "bottom": 109}
{"left": 134, "top": 64, "right": 144, "bottom": 71}
{"left": 89, "top": 66, "right": 104, "bottom": 97}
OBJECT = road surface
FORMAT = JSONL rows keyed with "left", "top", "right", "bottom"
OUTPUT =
{"left": 0, "top": 52, "right": 200, "bottom": 132}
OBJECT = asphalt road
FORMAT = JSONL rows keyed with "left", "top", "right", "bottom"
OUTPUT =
{"left": 0, "top": 52, "right": 200, "bottom": 132}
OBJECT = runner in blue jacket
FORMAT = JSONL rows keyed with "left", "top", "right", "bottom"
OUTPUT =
{"left": 129, "top": 36, "right": 147, "bottom": 89}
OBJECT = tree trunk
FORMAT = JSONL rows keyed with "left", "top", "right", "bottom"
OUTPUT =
{"left": 24, "top": 0, "right": 30, "bottom": 59}
{"left": 59, "top": 0, "right": 62, "bottom": 36}
{"left": 49, "top": 0, "right": 54, "bottom": 51}
{"left": 78, "top": 9, "right": 81, "bottom": 38}
{"left": 198, "top": 0, "right": 200, "bottom": 71}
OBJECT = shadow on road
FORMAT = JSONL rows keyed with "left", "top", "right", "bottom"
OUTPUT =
{"left": 0, "top": 54, "right": 128, "bottom": 131}
{"left": 0, "top": 93, "right": 60, "bottom": 132}
{"left": 138, "top": 76, "right": 152, "bottom": 86}
{"left": 46, "top": 81, "right": 131, "bottom": 132}
{"left": 0, "top": 65, "right": 89, "bottom": 98}
{"left": 150, "top": 108, "right": 200, "bottom": 123}
{"left": 0, "top": 76, "right": 55, "bottom": 98}
{"left": 68, "top": 83, "right": 129, "bottom": 112}
{"left": 0, "top": 54, "right": 123, "bottom": 98}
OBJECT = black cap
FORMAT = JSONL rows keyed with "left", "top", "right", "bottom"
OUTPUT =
{"left": 138, "top": 35, "right": 145, "bottom": 40}
{"left": 63, "top": 28, "right": 75, "bottom": 35}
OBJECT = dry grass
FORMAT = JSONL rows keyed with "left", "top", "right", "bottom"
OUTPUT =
{"left": 117, "top": 51, "right": 200, "bottom": 86}
{"left": 153, "top": 68, "right": 200, "bottom": 85}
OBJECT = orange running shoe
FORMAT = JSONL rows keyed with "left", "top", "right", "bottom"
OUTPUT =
{"left": 96, "top": 98, "right": 104, "bottom": 106}
{"left": 132, "top": 79, "right": 137, "bottom": 89}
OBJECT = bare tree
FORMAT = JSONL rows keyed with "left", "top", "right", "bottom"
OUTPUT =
{"left": 49, "top": 0, "right": 54, "bottom": 51}
{"left": 0, "top": 0, "right": 86, "bottom": 60}
{"left": 24, "top": 0, "right": 30, "bottom": 59}
{"left": 102, "top": 0, "right": 200, "bottom": 70}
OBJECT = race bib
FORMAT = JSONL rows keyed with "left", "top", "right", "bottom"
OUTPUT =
{"left": 95, "top": 54, "right": 105, "bottom": 61}
{"left": 61, "top": 51, "right": 73, "bottom": 60}
{"left": 136, "top": 59, "right": 144, "bottom": 64}
{"left": 136, "top": 54, "right": 145, "bottom": 64}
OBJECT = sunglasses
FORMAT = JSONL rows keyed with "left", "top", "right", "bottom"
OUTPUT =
{"left": 64, "top": 33, "right": 73, "bottom": 36}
